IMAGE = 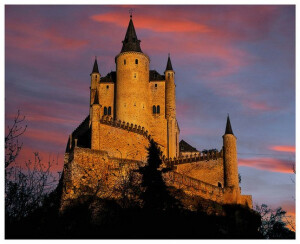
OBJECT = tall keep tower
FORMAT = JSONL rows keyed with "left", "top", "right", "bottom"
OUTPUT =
{"left": 165, "top": 55, "right": 178, "bottom": 157}
{"left": 115, "top": 15, "right": 150, "bottom": 129}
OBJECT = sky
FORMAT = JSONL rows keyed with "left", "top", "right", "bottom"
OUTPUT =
{"left": 5, "top": 5, "right": 295, "bottom": 226}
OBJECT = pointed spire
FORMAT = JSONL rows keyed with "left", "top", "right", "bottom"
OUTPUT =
{"left": 93, "top": 90, "right": 99, "bottom": 105}
{"left": 92, "top": 57, "right": 99, "bottom": 73}
{"left": 165, "top": 53, "right": 174, "bottom": 71}
{"left": 225, "top": 114, "right": 234, "bottom": 135}
{"left": 121, "top": 16, "right": 142, "bottom": 53}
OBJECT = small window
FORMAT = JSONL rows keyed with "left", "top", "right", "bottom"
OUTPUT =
{"left": 106, "top": 85, "right": 109, "bottom": 89}
{"left": 157, "top": 105, "right": 160, "bottom": 114}
{"left": 95, "top": 75, "right": 97, "bottom": 78}
{"left": 108, "top": 107, "right": 111, "bottom": 115}
{"left": 104, "top": 107, "right": 107, "bottom": 115}
{"left": 218, "top": 182, "right": 222, "bottom": 188}
{"left": 135, "top": 59, "right": 138, "bottom": 64}
{"left": 134, "top": 73, "right": 136, "bottom": 78}
{"left": 155, "top": 84, "right": 157, "bottom": 87}
{"left": 168, "top": 73, "right": 170, "bottom": 78}
{"left": 124, "top": 59, "right": 126, "bottom": 65}
{"left": 153, "top": 105, "right": 156, "bottom": 114}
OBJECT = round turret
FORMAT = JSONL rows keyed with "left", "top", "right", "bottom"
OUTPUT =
{"left": 114, "top": 16, "right": 150, "bottom": 129}
{"left": 90, "top": 58, "right": 100, "bottom": 106}
{"left": 165, "top": 55, "right": 176, "bottom": 119}
{"left": 223, "top": 116, "right": 239, "bottom": 189}
{"left": 115, "top": 52, "right": 150, "bottom": 128}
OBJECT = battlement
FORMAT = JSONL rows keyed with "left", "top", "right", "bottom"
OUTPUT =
{"left": 100, "top": 115, "right": 154, "bottom": 141}
{"left": 163, "top": 149, "right": 223, "bottom": 167}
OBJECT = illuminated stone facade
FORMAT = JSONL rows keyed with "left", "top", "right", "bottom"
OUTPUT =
{"left": 60, "top": 16, "right": 252, "bottom": 210}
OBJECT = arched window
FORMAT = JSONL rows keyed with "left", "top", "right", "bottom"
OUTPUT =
{"left": 135, "top": 59, "right": 138, "bottom": 64}
{"left": 95, "top": 75, "right": 97, "bottom": 79}
{"left": 108, "top": 106, "right": 111, "bottom": 115}
{"left": 168, "top": 73, "right": 170, "bottom": 78}
{"left": 124, "top": 59, "right": 126, "bottom": 65}
{"left": 104, "top": 107, "right": 107, "bottom": 115}
{"left": 155, "top": 84, "right": 157, "bottom": 87}
{"left": 153, "top": 105, "right": 156, "bottom": 114}
{"left": 106, "top": 85, "right": 109, "bottom": 89}
{"left": 157, "top": 105, "right": 160, "bottom": 114}
{"left": 218, "top": 182, "right": 222, "bottom": 188}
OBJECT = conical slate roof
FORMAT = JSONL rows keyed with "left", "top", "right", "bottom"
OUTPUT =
{"left": 121, "top": 17, "right": 142, "bottom": 53}
{"left": 225, "top": 115, "right": 234, "bottom": 135}
{"left": 165, "top": 54, "right": 174, "bottom": 71}
{"left": 92, "top": 58, "right": 99, "bottom": 73}
{"left": 179, "top": 140, "right": 198, "bottom": 152}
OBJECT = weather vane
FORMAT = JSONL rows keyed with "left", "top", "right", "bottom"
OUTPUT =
{"left": 129, "top": 8, "right": 134, "bottom": 18}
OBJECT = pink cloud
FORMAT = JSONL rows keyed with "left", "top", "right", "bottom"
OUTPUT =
{"left": 91, "top": 12, "right": 212, "bottom": 33}
{"left": 23, "top": 127, "right": 67, "bottom": 147}
{"left": 243, "top": 100, "right": 276, "bottom": 112}
{"left": 6, "top": 21, "right": 88, "bottom": 51}
{"left": 269, "top": 145, "right": 295, "bottom": 153}
{"left": 239, "top": 157, "right": 294, "bottom": 174}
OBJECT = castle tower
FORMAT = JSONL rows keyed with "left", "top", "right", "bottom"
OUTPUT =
{"left": 222, "top": 115, "right": 239, "bottom": 190}
{"left": 90, "top": 57, "right": 100, "bottom": 106}
{"left": 115, "top": 15, "right": 150, "bottom": 129}
{"left": 91, "top": 90, "right": 100, "bottom": 150}
{"left": 165, "top": 54, "right": 177, "bottom": 158}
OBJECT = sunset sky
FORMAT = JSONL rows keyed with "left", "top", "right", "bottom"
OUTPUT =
{"left": 5, "top": 5, "right": 295, "bottom": 223}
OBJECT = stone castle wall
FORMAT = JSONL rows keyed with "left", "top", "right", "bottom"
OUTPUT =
{"left": 99, "top": 121, "right": 149, "bottom": 161}
{"left": 176, "top": 158, "right": 224, "bottom": 187}
{"left": 61, "top": 146, "right": 143, "bottom": 211}
{"left": 164, "top": 171, "right": 252, "bottom": 208}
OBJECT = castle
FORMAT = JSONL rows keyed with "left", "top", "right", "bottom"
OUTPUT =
{"left": 61, "top": 15, "right": 252, "bottom": 210}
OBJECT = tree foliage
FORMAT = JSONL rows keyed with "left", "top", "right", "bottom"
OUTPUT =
{"left": 138, "top": 139, "right": 181, "bottom": 211}
{"left": 255, "top": 204, "right": 295, "bottom": 239}
{"left": 5, "top": 110, "right": 27, "bottom": 169}
{"left": 5, "top": 111, "right": 58, "bottom": 223}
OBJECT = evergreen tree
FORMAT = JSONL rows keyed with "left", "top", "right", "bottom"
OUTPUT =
{"left": 139, "top": 139, "right": 181, "bottom": 212}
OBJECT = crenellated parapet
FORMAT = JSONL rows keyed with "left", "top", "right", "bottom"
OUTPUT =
{"left": 100, "top": 115, "right": 152, "bottom": 140}
{"left": 163, "top": 149, "right": 223, "bottom": 167}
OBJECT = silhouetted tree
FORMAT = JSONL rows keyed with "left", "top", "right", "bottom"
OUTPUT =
{"left": 138, "top": 139, "right": 181, "bottom": 211}
{"left": 5, "top": 111, "right": 58, "bottom": 224}
{"left": 5, "top": 109, "right": 27, "bottom": 169}
{"left": 255, "top": 204, "right": 295, "bottom": 239}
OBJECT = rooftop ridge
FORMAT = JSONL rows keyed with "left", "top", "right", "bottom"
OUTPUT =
{"left": 72, "top": 115, "right": 90, "bottom": 136}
